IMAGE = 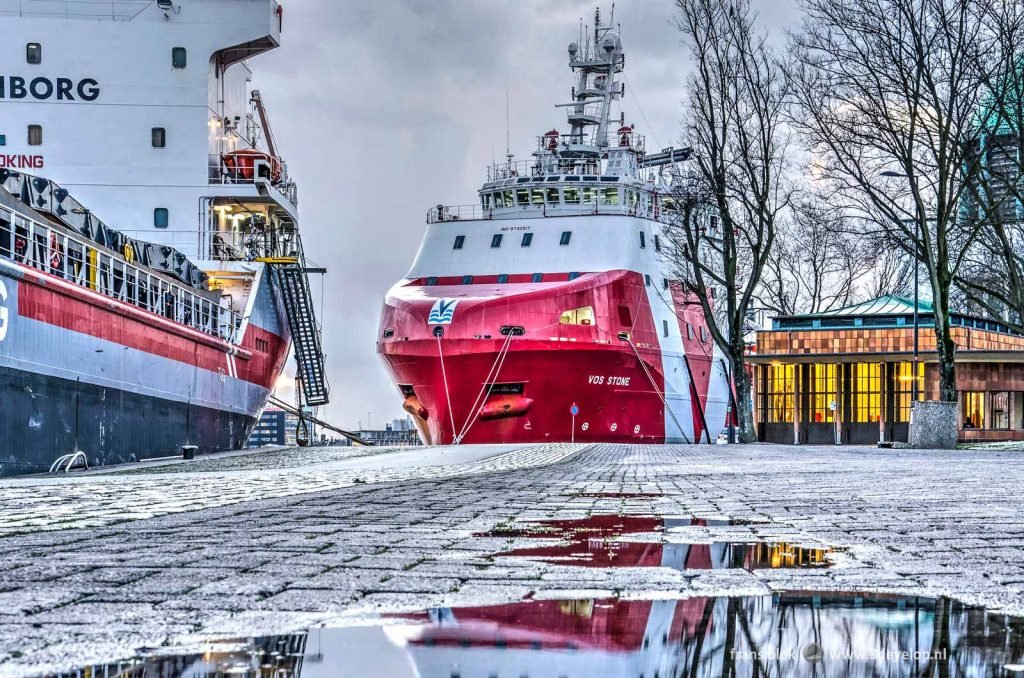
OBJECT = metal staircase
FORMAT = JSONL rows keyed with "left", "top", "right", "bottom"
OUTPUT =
{"left": 266, "top": 249, "right": 329, "bottom": 406}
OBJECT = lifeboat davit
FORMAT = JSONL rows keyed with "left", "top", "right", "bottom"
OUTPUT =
{"left": 223, "top": 149, "right": 282, "bottom": 183}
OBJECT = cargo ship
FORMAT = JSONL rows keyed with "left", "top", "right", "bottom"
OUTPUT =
{"left": 0, "top": 0, "right": 327, "bottom": 476}
{"left": 377, "top": 10, "right": 730, "bottom": 445}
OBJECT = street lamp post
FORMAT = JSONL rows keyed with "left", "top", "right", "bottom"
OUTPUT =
{"left": 881, "top": 171, "right": 921, "bottom": 402}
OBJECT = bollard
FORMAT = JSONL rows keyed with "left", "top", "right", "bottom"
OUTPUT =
{"left": 181, "top": 445, "right": 197, "bottom": 460}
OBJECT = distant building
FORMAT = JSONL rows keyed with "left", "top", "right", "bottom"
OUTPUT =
{"left": 748, "top": 295, "right": 1024, "bottom": 444}
{"left": 246, "top": 407, "right": 317, "bottom": 448}
{"left": 355, "top": 419, "right": 421, "bottom": 446}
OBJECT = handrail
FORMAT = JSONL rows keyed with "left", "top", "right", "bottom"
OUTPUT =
{"left": 426, "top": 201, "right": 679, "bottom": 225}
{"left": 0, "top": 202, "right": 243, "bottom": 344}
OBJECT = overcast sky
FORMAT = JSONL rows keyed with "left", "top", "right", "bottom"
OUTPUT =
{"left": 254, "top": 0, "right": 799, "bottom": 430}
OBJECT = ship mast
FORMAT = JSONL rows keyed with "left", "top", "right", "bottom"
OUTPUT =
{"left": 560, "top": 7, "right": 624, "bottom": 160}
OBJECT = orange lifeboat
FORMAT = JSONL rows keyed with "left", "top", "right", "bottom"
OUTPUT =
{"left": 223, "top": 149, "right": 282, "bottom": 183}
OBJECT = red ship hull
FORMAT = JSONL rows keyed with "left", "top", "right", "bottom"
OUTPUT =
{"left": 378, "top": 269, "right": 715, "bottom": 445}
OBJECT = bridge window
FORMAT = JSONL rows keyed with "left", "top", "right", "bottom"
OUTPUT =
{"left": 531, "top": 273, "right": 543, "bottom": 283}
{"left": 154, "top": 208, "right": 169, "bottom": 228}
{"left": 602, "top": 187, "right": 619, "bottom": 205}
{"left": 546, "top": 187, "right": 560, "bottom": 204}
{"left": 515, "top": 188, "right": 529, "bottom": 205}
{"left": 564, "top": 187, "right": 579, "bottom": 204}
{"left": 26, "top": 43, "right": 41, "bottom": 64}
{"left": 498, "top": 274, "right": 509, "bottom": 283}
{"left": 559, "top": 231, "right": 572, "bottom": 246}
{"left": 560, "top": 306, "right": 595, "bottom": 326}
{"left": 490, "top": 233, "right": 503, "bottom": 248}
{"left": 172, "top": 47, "right": 187, "bottom": 69}
{"left": 426, "top": 276, "right": 438, "bottom": 286}
{"left": 531, "top": 188, "right": 544, "bottom": 205}
{"left": 521, "top": 232, "right": 533, "bottom": 247}
{"left": 492, "top": 192, "right": 504, "bottom": 208}
{"left": 568, "top": 272, "right": 580, "bottom": 280}
{"left": 462, "top": 275, "right": 473, "bottom": 284}
{"left": 152, "top": 127, "right": 166, "bottom": 148}
{"left": 453, "top": 235, "right": 465, "bottom": 250}
{"left": 581, "top": 187, "right": 595, "bottom": 204}
{"left": 27, "top": 125, "right": 42, "bottom": 146}
{"left": 503, "top": 190, "right": 513, "bottom": 206}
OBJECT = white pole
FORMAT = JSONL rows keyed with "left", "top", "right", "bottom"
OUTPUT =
{"left": 572, "top": 413, "right": 575, "bottom": 443}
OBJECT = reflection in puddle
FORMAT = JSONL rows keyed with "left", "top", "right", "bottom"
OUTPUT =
{"left": 67, "top": 594, "right": 1024, "bottom": 677}
{"left": 481, "top": 515, "right": 828, "bottom": 570}
{"left": 574, "top": 491, "right": 663, "bottom": 499}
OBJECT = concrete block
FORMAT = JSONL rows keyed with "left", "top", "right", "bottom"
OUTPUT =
{"left": 909, "top": 401, "right": 958, "bottom": 449}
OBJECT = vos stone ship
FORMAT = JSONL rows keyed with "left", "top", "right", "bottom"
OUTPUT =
{"left": 378, "top": 9, "right": 730, "bottom": 445}
{"left": 0, "top": 0, "right": 328, "bottom": 476}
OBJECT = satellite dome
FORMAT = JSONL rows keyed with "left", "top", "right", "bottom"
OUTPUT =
{"left": 600, "top": 32, "right": 621, "bottom": 54}
{"left": 568, "top": 41, "right": 578, "bottom": 57}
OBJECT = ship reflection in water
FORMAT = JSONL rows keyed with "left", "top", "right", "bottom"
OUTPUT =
{"left": 481, "top": 515, "right": 834, "bottom": 570}
{"left": 69, "top": 594, "right": 1024, "bottom": 677}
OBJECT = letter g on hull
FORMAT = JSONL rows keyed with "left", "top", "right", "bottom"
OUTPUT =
{"left": 0, "top": 279, "right": 8, "bottom": 342}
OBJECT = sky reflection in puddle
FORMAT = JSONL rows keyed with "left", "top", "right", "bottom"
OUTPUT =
{"left": 481, "top": 515, "right": 830, "bottom": 570}
{"left": 68, "top": 593, "right": 1024, "bottom": 678}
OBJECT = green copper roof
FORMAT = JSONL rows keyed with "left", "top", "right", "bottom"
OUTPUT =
{"left": 808, "top": 294, "right": 933, "bottom": 318}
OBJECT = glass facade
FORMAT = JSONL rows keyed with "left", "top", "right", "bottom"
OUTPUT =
{"left": 963, "top": 392, "right": 985, "bottom": 429}
{"left": 766, "top": 364, "right": 795, "bottom": 423}
{"left": 852, "top": 363, "right": 881, "bottom": 423}
{"left": 893, "top": 362, "right": 924, "bottom": 422}
{"left": 809, "top": 364, "right": 837, "bottom": 423}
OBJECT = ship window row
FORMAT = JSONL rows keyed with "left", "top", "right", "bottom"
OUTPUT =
{"left": 420, "top": 272, "right": 586, "bottom": 286}
{"left": 451, "top": 231, "right": 570, "bottom": 249}
{"left": 482, "top": 186, "right": 644, "bottom": 209}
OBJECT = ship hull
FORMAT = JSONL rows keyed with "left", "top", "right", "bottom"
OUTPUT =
{"left": 0, "top": 258, "right": 290, "bottom": 476}
{"left": 378, "top": 269, "right": 729, "bottom": 445}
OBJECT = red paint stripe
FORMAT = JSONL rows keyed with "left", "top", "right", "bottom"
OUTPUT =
{"left": 15, "top": 267, "right": 284, "bottom": 388}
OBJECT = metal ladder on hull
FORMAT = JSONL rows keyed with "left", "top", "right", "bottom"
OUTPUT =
{"left": 265, "top": 252, "right": 330, "bottom": 406}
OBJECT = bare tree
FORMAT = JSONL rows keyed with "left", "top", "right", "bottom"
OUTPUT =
{"left": 667, "top": 0, "right": 792, "bottom": 442}
{"left": 789, "top": 0, "right": 1018, "bottom": 402}
{"left": 757, "top": 200, "right": 872, "bottom": 316}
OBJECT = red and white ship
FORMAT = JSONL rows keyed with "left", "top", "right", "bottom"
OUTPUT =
{"left": 378, "top": 10, "right": 730, "bottom": 445}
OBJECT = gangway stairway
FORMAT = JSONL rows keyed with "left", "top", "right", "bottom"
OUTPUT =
{"left": 264, "top": 254, "right": 330, "bottom": 406}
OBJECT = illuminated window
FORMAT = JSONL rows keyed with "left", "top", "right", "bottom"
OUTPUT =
{"left": 766, "top": 364, "right": 795, "bottom": 423}
{"left": 26, "top": 43, "right": 41, "bottom": 64}
{"left": 809, "top": 364, "right": 838, "bottom": 423}
{"left": 492, "top": 192, "right": 504, "bottom": 208}
{"left": 993, "top": 391, "right": 1009, "bottom": 429}
{"left": 27, "top": 124, "right": 42, "bottom": 146}
{"left": 963, "top": 391, "right": 986, "bottom": 429}
{"left": 581, "top": 186, "right": 595, "bottom": 204}
{"left": 531, "top": 188, "right": 544, "bottom": 205}
{"left": 852, "top": 363, "right": 881, "bottom": 423}
{"left": 172, "top": 47, "right": 187, "bottom": 69}
{"left": 515, "top": 188, "right": 529, "bottom": 205}
{"left": 546, "top": 187, "right": 560, "bottom": 204}
{"left": 893, "top": 362, "right": 924, "bottom": 422}
{"left": 564, "top": 187, "right": 579, "bottom": 204}
{"left": 602, "top": 187, "right": 619, "bottom": 205}
{"left": 503, "top": 190, "right": 513, "bottom": 206}
{"left": 559, "top": 306, "right": 595, "bottom": 326}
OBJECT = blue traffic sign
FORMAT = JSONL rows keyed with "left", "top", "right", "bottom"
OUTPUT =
{"left": 570, "top": 403, "right": 579, "bottom": 416}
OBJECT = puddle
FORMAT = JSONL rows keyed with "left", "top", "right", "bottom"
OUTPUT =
{"left": 66, "top": 594, "right": 1024, "bottom": 677}
{"left": 481, "top": 515, "right": 830, "bottom": 570}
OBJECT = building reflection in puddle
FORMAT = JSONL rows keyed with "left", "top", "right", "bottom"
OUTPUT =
{"left": 481, "top": 515, "right": 831, "bottom": 570}
{"left": 68, "top": 594, "right": 1024, "bottom": 677}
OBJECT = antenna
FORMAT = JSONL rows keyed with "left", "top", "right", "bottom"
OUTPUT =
{"left": 505, "top": 68, "right": 512, "bottom": 162}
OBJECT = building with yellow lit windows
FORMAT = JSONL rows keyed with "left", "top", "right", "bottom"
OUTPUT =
{"left": 748, "top": 295, "right": 1024, "bottom": 444}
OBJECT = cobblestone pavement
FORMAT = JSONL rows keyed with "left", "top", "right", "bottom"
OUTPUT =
{"left": 1, "top": 443, "right": 1024, "bottom": 676}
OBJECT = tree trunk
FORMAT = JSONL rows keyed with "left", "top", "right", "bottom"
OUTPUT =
{"left": 729, "top": 343, "right": 757, "bottom": 443}
{"left": 932, "top": 293, "right": 958, "bottom": 402}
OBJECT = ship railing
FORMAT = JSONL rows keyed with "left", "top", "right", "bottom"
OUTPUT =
{"left": 0, "top": 207, "right": 243, "bottom": 344}
{"left": 208, "top": 154, "right": 299, "bottom": 207}
{"left": 534, "top": 130, "right": 647, "bottom": 155}
{"left": 426, "top": 201, "right": 681, "bottom": 225}
{"left": 0, "top": 0, "right": 151, "bottom": 20}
